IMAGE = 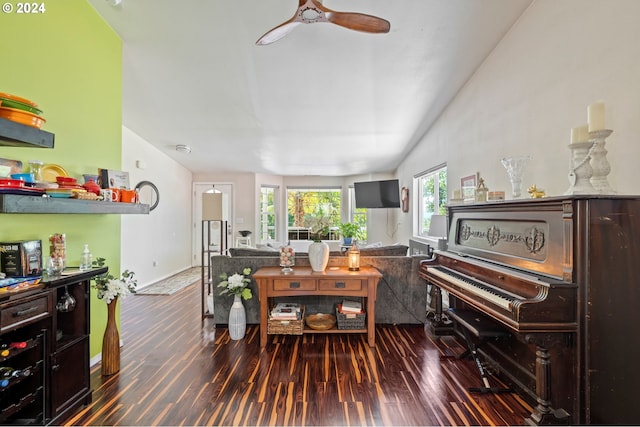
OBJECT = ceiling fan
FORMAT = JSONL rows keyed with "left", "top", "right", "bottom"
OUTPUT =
{"left": 256, "top": 0, "right": 390, "bottom": 46}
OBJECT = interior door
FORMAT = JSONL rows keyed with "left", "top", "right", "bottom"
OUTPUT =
{"left": 192, "top": 183, "right": 233, "bottom": 266}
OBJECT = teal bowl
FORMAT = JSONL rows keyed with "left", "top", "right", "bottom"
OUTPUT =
{"left": 11, "top": 173, "right": 35, "bottom": 183}
{"left": 0, "top": 98, "right": 43, "bottom": 116}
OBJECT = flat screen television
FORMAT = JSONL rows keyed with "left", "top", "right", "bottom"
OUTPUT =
{"left": 354, "top": 179, "right": 401, "bottom": 209}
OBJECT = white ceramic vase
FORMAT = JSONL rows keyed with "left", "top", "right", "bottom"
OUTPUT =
{"left": 308, "top": 241, "right": 330, "bottom": 272}
{"left": 228, "top": 294, "right": 246, "bottom": 340}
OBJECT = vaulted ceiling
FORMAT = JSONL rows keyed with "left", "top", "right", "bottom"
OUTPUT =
{"left": 88, "top": 0, "right": 532, "bottom": 176}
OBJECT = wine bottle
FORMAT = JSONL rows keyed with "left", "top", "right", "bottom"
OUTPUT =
{"left": 9, "top": 341, "right": 27, "bottom": 349}
{"left": 0, "top": 340, "right": 27, "bottom": 357}
{"left": 0, "top": 366, "right": 30, "bottom": 379}
{"left": 0, "top": 367, "right": 14, "bottom": 378}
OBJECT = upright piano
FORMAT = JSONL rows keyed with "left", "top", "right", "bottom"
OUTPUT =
{"left": 419, "top": 196, "right": 640, "bottom": 425}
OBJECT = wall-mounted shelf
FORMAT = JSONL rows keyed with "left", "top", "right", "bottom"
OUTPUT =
{"left": 0, "top": 117, "right": 54, "bottom": 148}
{"left": 0, "top": 194, "right": 149, "bottom": 214}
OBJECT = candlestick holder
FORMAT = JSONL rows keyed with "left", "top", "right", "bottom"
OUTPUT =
{"left": 588, "top": 129, "right": 615, "bottom": 194}
{"left": 501, "top": 156, "right": 530, "bottom": 199}
{"left": 564, "top": 141, "right": 596, "bottom": 195}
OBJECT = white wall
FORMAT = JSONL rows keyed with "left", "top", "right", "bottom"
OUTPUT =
{"left": 396, "top": 0, "right": 640, "bottom": 243}
{"left": 121, "top": 126, "right": 193, "bottom": 287}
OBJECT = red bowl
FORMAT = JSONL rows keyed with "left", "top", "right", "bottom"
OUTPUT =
{"left": 0, "top": 178, "right": 25, "bottom": 188}
{"left": 56, "top": 176, "right": 77, "bottom": 185}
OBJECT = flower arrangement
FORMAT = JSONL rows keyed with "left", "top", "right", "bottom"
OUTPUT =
{"left": 280, "top": 246, "right": 295, "bottom": 267}
{"left": 218, "top": 267, "right": 252, "bottom": 300}
{"left": 305, "top": 216, "right": 330, "bottom": 242}
{"left": 91, "top": 257, "right": 137, "bottom": 304}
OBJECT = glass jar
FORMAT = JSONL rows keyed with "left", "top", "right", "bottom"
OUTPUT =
{"left": 28, "top": 160, "right": 44, "bottom": 182}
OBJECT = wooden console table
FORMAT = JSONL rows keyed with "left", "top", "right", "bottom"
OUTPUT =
{"left": 253, "top": 266, "right": 382, "bottom": 349}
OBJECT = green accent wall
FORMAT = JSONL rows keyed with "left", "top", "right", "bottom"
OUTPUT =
{"left": 1, "top": 1, "right": 123, "bottom": 359}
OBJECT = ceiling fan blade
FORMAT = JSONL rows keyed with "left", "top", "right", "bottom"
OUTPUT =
{"left": 326, "top": 12, "right": 390, "bottom": 34}
{"left": 256, "top": 0, "right": 389, "bottom": 45}
{"left": 256, "top": 0, "right": 307, "bottom": 45}
{"left": 256, "top": 20, "right": 301, "bottom": 45}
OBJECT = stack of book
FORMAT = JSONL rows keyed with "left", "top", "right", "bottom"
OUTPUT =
{"left": 338, "top": 299, "right": 363, "bottom": 317}
{"left": 270, "top": 302, "right": 302, "bottom": 320}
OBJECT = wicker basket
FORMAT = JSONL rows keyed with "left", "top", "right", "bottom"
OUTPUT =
{"left": 267, "top": 306, "right": 305, "bottom": 335}
{"left": 336, "top": 306, "right": 366, "bottom": 330}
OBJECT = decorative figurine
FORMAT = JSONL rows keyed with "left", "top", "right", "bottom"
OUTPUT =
{"left": 527, "top": 185, "right": 545, "bottom": 199}
{"left": 475, "top": 178, "right": 488, "bottom": 202}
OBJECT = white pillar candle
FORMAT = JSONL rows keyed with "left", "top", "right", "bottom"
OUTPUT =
{"left": 588, "top": 101, "right": 605, "bottom": 132}
{"left": 570, "top": 124, "right": 589, "bottom": 143}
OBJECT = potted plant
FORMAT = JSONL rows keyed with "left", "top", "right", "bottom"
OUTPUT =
{"left": 339, "top": 222, "right": 361, "bottom": 245}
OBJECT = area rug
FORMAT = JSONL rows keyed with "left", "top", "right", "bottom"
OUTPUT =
{"left": 136, "top": 267, "right": 201, "bottom": 295}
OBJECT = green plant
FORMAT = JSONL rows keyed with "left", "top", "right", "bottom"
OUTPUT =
{"left": 339, "top": 222, "right": 362, "bottom": 239}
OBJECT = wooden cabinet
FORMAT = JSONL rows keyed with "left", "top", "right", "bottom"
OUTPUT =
{"left": 253, "top": 266, "right": 382, "bottom": 349}
{"left": 0, "top": 289, "right": 52, "bottom": 425}
{"left": 0, "top": 267, "right": 106, "bottom": 425}
{"left": 46, "top": 269, "right": 100, "bottom": 425}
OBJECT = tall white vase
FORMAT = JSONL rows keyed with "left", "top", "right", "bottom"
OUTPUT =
{"left": 308, "top": 241, "right": 330, "bottom": 272}
{"left": 228, "top": 294, "right": 246, "bottom": 340}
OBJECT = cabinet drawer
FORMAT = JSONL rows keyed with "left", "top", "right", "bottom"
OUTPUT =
{"left": 1, "top": 293, "right": 52, "bottom": 332}
{"left": 318, "top": 279, "right": 362, "bottom": 291}
{"left": 272, "top": 279, "right": 316, "bottom": 291}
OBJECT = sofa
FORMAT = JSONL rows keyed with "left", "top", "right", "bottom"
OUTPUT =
{"left": 211, "top": 245, "right": 429, "bottom": 326}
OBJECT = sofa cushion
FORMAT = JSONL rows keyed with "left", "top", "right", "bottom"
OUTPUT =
{"left": 357, "top": 245, "right": 408, "bottom": 257}
{"left": 229, "top": 247, "right": 279, "bottom": 257}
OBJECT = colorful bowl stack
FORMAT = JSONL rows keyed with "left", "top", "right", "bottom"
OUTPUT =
{"left": 0, "top": 92, "right": 46, "bottom": 129}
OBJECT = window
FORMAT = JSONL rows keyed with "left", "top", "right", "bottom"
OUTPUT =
{"left": 259, "top": 186, "right": 277, "bottom": 241}
{"left": 415, "top": 164, "right": 447, "bottom": 237}
{"left": 287, "top": 188, "right": 341, "bottom": 240}
{"left": 348, "top": 186, "right": 367, "bottom": 242}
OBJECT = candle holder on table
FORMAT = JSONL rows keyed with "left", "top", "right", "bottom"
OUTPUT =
{"left": 588, "top": 129, "right": 615, "bottom": 194}
{"left": 501, "top": 156, "right": 530, "bottom": 199}
{"left": 565, "top": 141, "right": 596, "bottom": 195}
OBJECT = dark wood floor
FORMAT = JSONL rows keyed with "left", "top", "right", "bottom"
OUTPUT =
{"left": 61, "top": 281, "right": 533, "bottom": 426}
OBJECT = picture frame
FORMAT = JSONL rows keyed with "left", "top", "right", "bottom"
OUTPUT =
{"left": 461, "top": 173, "right": 478, "bottom": 203}
{"left": 401, "top": 187, "right": 409, "bottom": 212}
{"left": 98, "top": 169, "right": 130, "bottom": 189}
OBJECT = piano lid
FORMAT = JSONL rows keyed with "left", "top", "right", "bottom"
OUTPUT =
{"left": 446, "top": 198, "right": 572, "bottom": 281}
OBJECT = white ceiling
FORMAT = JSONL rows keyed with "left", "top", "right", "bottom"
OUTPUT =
{"left": 87, "top": 0, "right": 532, "bottom": 176}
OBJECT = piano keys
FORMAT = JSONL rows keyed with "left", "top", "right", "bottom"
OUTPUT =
{"left": 419, "top": 196, "right": 640, "bottom": 425}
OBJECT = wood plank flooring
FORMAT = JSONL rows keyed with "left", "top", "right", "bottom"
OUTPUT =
{"left": 61, "top": 281, "right": 533, "bottom": 426}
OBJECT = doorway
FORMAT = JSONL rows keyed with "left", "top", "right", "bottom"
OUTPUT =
{"left": 192, "top": 183, "right": 234, "bottom": 267}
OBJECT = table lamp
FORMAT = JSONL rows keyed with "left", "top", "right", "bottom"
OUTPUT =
{"left": 348, "top": 241, "right": 360, "bottom": 271}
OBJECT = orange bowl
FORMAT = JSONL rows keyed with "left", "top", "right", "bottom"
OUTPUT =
{"left": 0, "top": 106, "right": 45, "bottom": 129}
